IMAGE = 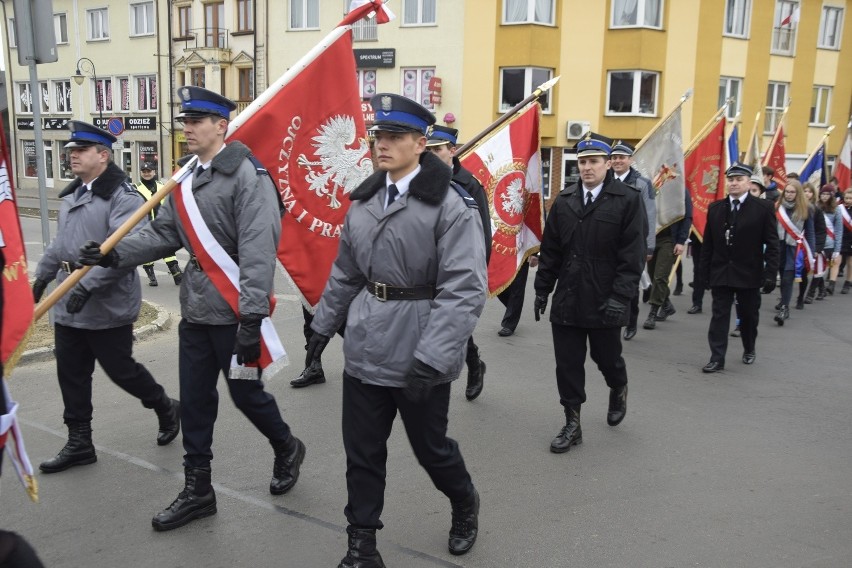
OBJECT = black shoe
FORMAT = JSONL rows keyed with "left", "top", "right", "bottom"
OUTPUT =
{"left": 290, "top": 360, "right": 326, "bottom": 388}
{"left": 673, "top": 283, "right": 683, "bottom": 296}
{"left": 338, "top": 527, "right": 386, "bottom": 568}
{"left": 156, "top": 398, "right": 181, "bottom": 446}
{"left": 607, "top": 385, "right": 627, "bottom": 426}
{"left": 550, "top": 407, "right": 582, "bottom": 453}
{"left": 774, "top": 305, "right": 789, "bottom": 325}
{"left": 826, "top": 281, "right": 836, "bottom": 295}
{"left": 643, "top": 306, "right": 658, "bottom": 330}
{"left": 642, "top": 288, "right": 651, "bottom": 303}
{"left": 775, "top": 300, "right": 783, "bottom": 310}
{"left": 656, "top": 299, "right": 676, "bottom": 321}
{"left": 497, "top": 327, "right": 514, "bottom": 337}
{"left": 152, "top": 468, "right": 217, "bottom": 531}
{"left": 143, "top": 265, "right": 158, "bottom": 287}
{"left": 622, "top": 326, "right": 637, "bottom": 340}
{"left": 742, "top": 351, "right": 756, "bottom": 365}
{"left": 465, "top": 360, "right": 485, "bottom": 401}
{"left": 730, "top": 326, "right": 741, "bottom": 337}
{"left": 702, "top": 361, "right": 724, "bottom": 373}
{"left": 842, "top": 282, "right": 852, "bottom": 295}
{"left": 795, "top": 299, "right": 805, "bottom": 310}
{"left": 39, "top": 422, "right": 97, "bottom": 474}
{"left": 270, "top": 436, "right": 306, "bottom": 495}
{"left": 448, "top": 488, "right": 479, "bottom": 556}
{"left": 166, "top": 260, "right": 183, "bottom": 286}
{"left": 687, "top": 305, "right": 702, "bottom": 314}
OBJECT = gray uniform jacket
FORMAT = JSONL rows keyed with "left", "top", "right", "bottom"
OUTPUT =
{"left": 35, "top": 162, "right": 145, "bottom": 330}
{"left": 311, "top": 152, "right": 488, "bottom": 388}
{"left": 622, "top": 167, "right": 656, "bottom": 253}
{"left": 113, "top": 141, "right": 280, "bottom": 325}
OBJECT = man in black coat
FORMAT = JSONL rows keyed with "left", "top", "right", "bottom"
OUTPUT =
{"left": 700, "top": 163, "right": 780, "bottom": 372}
{"left": 533, "top": 133, "right": 645, "bottom": 453}
{"left": 426, "top": 125, "right": 492, "bottom": 401}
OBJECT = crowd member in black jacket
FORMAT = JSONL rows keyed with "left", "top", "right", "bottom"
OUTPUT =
{"left": 798, "top": 183, "right": 827, "bottom": 307}
{"left": 700, "top": 163, "right": 779, "bottom": 372}
{"left": 534, "top": 133, "right": 644, "bottom": 453}
{"left": 426, "top": 125, "right": 491, "bottom": 401}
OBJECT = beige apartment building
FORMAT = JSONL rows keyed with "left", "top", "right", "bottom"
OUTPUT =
{"left": 3, "top": 0, "right": 851, "bottom": 199}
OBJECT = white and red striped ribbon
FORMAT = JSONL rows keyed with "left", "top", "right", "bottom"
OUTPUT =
{"left": 777, "top": 206, "right": 815, "bottom": 273}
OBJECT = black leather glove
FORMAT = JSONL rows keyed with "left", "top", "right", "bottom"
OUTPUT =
{"left": 32, "top": 279, "right": 48, "bottom": 303}
{"left": 65, "top": 285, "right": 92, "bottom": 314}
{"left": 304, "top": 332, "right": 331, "bottom": 367}
{"left": 761, "top": 279, "right": 776, "bottom": 294}
{"left": 533, "top": 294, "right": 548, "bottom": 322}
{"left": 402, "top": 359, "right": 441, "bottom": 404}
{"left": 234, "top": 315, "right": 264, "bottom": 365}
{"left": 600, "top": 297, "right": 628, "bottom": 327}
{"left": 78, "top": 240, "right": 118, "bottom": 268}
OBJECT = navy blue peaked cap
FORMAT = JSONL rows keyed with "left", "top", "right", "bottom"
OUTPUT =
{"left": 176, "top": 86, "right": 237, "bottom": 120}
{"left": 63, "top": 120, "right": 117, "bottom": 149}
{"left": 369, "top": 93, "right": 436, "bottom": 134}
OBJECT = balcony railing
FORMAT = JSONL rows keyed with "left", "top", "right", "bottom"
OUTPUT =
{"left": 179, "top": 27, "right": 230, "bottom": 50}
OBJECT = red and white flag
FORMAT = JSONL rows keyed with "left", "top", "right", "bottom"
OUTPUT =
{"left": 833, "top": 131, "right": 851, "bottom": 191}
{"left": 763, "top": 123, "right": 788, "bottom": 188}
{"left": 685, "top": 117, "right": 726, "bottom": 239}
{"left": 460, "top": 103, "right": 544, "bottom": 296}
{"left": 228, "top": 2, "right": 394, "bottom": 307}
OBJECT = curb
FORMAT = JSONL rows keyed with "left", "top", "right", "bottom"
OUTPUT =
{"left": 18, "top": 301, "right": 172, "bottom": 365}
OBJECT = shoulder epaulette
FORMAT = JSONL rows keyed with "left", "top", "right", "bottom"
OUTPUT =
{"left": 449, "top": 181, "right": 478, "bottom": 209}
{"left": 248, "top": 154, "right": 285, "bottom": 216}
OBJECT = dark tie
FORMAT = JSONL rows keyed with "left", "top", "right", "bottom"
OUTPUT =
{"left": 387, "top": 184, "right": 399, "bottom": 207}
{"left": 731, "top": 199, "right": 740, "bottom": 225}
{"left": 75, "top": 185, "right": 87, "bottom": 200}
{"left": 196, "top": 165, "right": 205, "bottom": 177}
{"left": 585, "top": 191, "right": 593, "bottom": 209}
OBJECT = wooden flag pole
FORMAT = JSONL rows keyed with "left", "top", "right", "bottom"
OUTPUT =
{"left": 761, "top": 103, "right": 791, "bottom": 166}
{"left": 798, "top": 125, "right": 835, "bottom": 176}
{"left": 634, "top": 89, "right": 693, "bottom": 153}
{"left": 33, "top": 156, "right": 198, "bottom": 321}
{"left": 683, "top": 100, "right": 730, "bottom": 157}
{"left": 743, "top": 111, "right": 761, "bottom": 163}
{"left": 456, "top": 76, "right": 560, "bottom": 158}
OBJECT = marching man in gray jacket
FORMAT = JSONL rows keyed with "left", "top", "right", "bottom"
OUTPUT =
{"left": 306, "top": 94, "right": 487, "bottom": 567}
{"left": 33, "top": 121, "right": 180, "bottom": 475}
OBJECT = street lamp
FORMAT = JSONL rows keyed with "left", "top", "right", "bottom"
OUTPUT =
{"left": 73, "top": 57, "right": 103, "bottom": 124}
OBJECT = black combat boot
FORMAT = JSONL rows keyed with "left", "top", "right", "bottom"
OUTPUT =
{"left": 815, "top": 279, "right": 827, "bottom": 300}
{"left": 338, "top": 526, "right": 386, "bottom": 568}
{"left": 643, "top": 306, "right": 659, "bottom": 329}
{"left": 607, "top": 385, "right": 628, "bottom": 426}
{"left": 290, "top": 359, "right": 326, "bottom": 388}
{"left": 39, "top": 421, "right": 97, "bottom": 474}
{"left": 270, "top": 436, "right": 306, "bottom": 495}
{"left": 142, "top": 264, "right": 158, "bottom": 287}
{"left": 842, "top": 282, "right": 852, "bottom": 295}
{"left": 464, "top": 345, "right": 485, "bottom": 401}
{"left": 826, "top": 280, "right": 836, "bottom": 295}
{"left": 166, "top": 260, "right": 183, "bottom": 285}
{"left": 804, "top": 284, "right": 816, "bottom": 304}
{"left": 655, "top": 298, "right": 676, "bottom": 321}
{"left": 550, "top": 406, "right": 582, "bottom": 453}
{"left": 448, "top": 488, "right": 479, "bottom": 555}
{"left": 152, "top": 467, "right": 217, "bottom": 531}
{"left": 155, "top": 398, "right": 181, "bottom": 446}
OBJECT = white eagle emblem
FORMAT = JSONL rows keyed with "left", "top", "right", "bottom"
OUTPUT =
{"left": 501, "top": 178, "right": 526, "bottom": 216}
{"left": 296, "top": 115, "right": 373, "bottom": 209}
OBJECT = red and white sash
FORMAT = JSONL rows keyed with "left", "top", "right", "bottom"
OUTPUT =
{"left": 776, "top": 206, "right": 815, "bottom": 273}
{"left": 174, "top": 161, "right": 287, "bottom": 380}
{"left": 824, "top": 214, "right": 835, "bottom": 241}
{"left": 1, "top": 381, "right": 37, "bottom": 501}
{"left": 841, "top": 206, "right": 852, "bottom": 232}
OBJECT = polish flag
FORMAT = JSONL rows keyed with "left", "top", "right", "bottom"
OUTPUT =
{"left": 833, "top": 132, "right": 852, "bottom": 191}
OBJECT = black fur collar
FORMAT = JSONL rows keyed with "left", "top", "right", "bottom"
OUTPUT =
{"left": 59, "top": 161, "right": 129, "bottom": 199}
{"left": 350, "top": 151, "right": 451, "bottom": 206}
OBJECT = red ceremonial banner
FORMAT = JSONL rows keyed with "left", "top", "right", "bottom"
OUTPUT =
{"left": 460, "top": 104, "right": 544, "bottom": 296}
{"left": 763, "top": 124, "right": 788, "bottom": 188}
{"left": 685, "top": 118, "right": 726, "bottom": 239}
{"left": 228, "top": 29, "right": 372, "bottom": 307}
{"left": 0, "top": 115, "right": 35, "bottom": 367}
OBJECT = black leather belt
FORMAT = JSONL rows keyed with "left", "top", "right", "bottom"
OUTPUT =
{"left": 61, "top": 261, "right": 79, "bottom": 274}
{"left": 189, "top": 253, "right": 238, "bottom": 271}
{"left": 366, "top": 281, "right": 436, "bottom": 302}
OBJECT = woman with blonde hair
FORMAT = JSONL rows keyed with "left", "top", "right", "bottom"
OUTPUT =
{"left": 775, "top": 180, "right": 816, "bottom": 324}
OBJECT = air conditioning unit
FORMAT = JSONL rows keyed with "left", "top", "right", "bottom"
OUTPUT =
{"left": 566, "top": 120, "right": 591, "bottom": 140}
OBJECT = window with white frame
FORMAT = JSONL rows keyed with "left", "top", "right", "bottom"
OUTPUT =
{"left": 503, "top": 0, "right": 555, "bottom": 25}
{"left": 810, "top": 86, "right": 831, "bottom": 126}
{"left": 500, "top": 67, "right": 553, "bottom": 113}
{"left": 344, "top": 0, "right": 377, "bottom": 39}
{"left": 7, "top": 18, "right": 16, "bottom": 47}
{"left": 818, "top": 6, "right": 843, "bottom": 49}
{"left": 723, "top": 0, "right": 750, "bottom": 37}
{"left": 611, "top": 0, "right": 662, "bottom": 28}
{"left": 54, "top": 80, "right": 72, "bottom": 113}
{"left": 87, "top": 8, "right": 109, "bottom": 40}
{"left": 130, "top": 2, "right": 155, "bottom": 36}
{"left": 771, "top": 0, "right": 798, "bottom": 55}
{"left": 17, "top": 84, "right": 32, "bottom": 113}
{"left": 290, "top": 0, "right": 319, "bottom": 29}
{"left": 117, "top": 77, "right": 131, "bottom": 111}
{"left": 607, "top": 70, "right": 658, "bottom": 115}
{"left": 401, "top": 67, "right": 436, "bottom": 110}
{"left": 136, "top": 76, "right": 158, "bottom": 111}
{"left": 357, "top": 70, "right": 377, "bottom": 100}
{"left": 718, "top": 77, "right": 742, "bottom": 119}
{"left": 764, "top": 82, "right": 788, "bottom": 133}
{"left": 54, "top": 13, "right": 68, "bottom": 44}
{"left": 403, "top": 0, "right": 436, "bottom": 25}
{"left": 38, "top": 81, "right": 50, "bottom": 113}
{"left": 94, "top": 78, "right": 114, "bottom": 113}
